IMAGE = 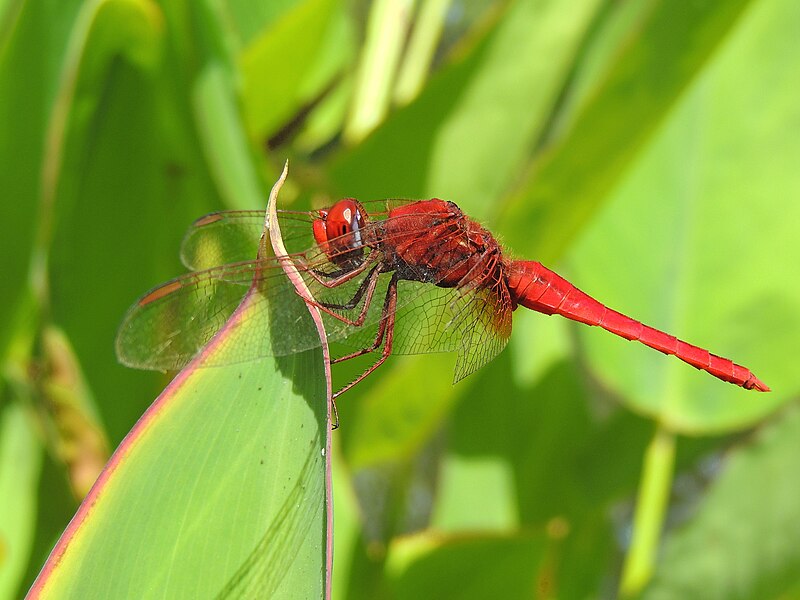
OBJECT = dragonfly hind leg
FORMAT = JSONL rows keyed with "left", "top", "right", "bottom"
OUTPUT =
{"left": 331, "top": 273, "right": 399, "bottom": 400}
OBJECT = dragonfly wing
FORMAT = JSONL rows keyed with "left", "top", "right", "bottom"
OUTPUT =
{"left": 179, "top": 201, "right": 414, "bottom": 272}
{"left": 180, "top": 210, "right": 266, "bottom": 271}
{"left": 449, "top": 280, "right": 513, "bottom": 382}
{"left": 332, "top": 277, "right": 513, "bottom": 382}
{"left": 180, "top": 209, "right": 325, "bottom": 271}
{"left": 127, "top": 201, "right": 514, "bottom": 375}
{"left": 116, "top": 261, "right": 325, "bottom": 371}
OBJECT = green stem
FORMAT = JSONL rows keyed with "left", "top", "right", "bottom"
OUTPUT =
{"left": 393, "top": 0, "right": 450, "bottom": 105}
{"left": 343, "top": 0, "right": 416, "bottom": 144}
{"left": 619, "top": 424, "right": 676, "bottom": 597}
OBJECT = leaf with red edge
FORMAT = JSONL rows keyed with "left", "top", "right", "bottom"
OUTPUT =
{"left": 28, "top": 167, "right": 333, "bottom": 599}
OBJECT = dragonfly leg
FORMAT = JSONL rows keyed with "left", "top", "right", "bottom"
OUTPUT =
{"left": 318, "top": 263, "right": 381, "bottom": 310}
{"left": 297, "top": 252, "right": 378, "bottom": 289}
{"left": 330, "top": 300, "right": 389, "bottom": 364}
{"left": 310, "top": 264, "right": 384, "bottom": 327}
{"left": 332, "top": 273, "right": 398, "bottom": 400}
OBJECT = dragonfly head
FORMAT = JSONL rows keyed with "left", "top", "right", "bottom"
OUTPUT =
{"left": 313, "top": 198, "right": 368, "bottom": 268}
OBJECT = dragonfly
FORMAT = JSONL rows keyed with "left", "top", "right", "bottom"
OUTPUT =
{"left": 117, "top": 197, "right": 769, "bottom": 405}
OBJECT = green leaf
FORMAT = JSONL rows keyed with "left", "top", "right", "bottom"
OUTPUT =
{"left": 643, "top": 405, "right": 800, "bottom": 599}
{"left": 238, "top": 0, "right": 339, "bottom": 140}
{"left": 332, "top": 0, "right": 600, "bottom": 217}
{"left": 30, "top": 169, "right": 332, "bottom": 598}
{"left": 497, "top": 0, "right": 756, "bottom": 261}
{"left": 387, "top": 533, "right": 547, "bottom": 600}
{"left": 566, "top": 0, "right": 799, "bottom": 432}
{"left": 44, "top": 1, "right": 221, "bottom": 442}
{"left": 29, "top": 298, "right": 330, "bottom": 598}
{"left": 0, "top": 401, "right": 43, "bottom": 599}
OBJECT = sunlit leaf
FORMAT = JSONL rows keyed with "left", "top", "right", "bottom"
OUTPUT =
{"left": 331, "top": 0, "right": 600, "bottom": 217}
{"left": 0, "top": 402, "right": 42, "bottom": 599}
{"left": 497, "top": 0, "right": 755, "bottom": 262}
{"left": 566, "top": 0, "right": 799, "bottom": 432}
{"left": 30, "top": 278, "right": 329, "bottom": 599}
{"left": 239, "top": 0, "right": 339, "bottom": 140}
{"left": 30, "top": 170, "right": 331, "bottom": 598}
{"left": 643, "top": 406, "right": 800, "bottom": 599}
{"left": 387, "top": 533, "right": 547, "bottom": 600}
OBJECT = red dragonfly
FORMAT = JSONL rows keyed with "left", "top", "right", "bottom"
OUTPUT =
{"left": 117, "top": 198, "right": 769, "bottom": 399}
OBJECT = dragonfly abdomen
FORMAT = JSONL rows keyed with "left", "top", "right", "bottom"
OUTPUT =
{"left": 506, "top": 261, "right": 769, "bottom": 391}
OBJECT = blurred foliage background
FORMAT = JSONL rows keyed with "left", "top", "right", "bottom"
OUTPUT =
{"left": 1, "top": 0, "right": 799, "bottom": 597}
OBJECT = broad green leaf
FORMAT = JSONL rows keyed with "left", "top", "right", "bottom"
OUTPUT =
{"left": 333, "top": 0, "right": 601, "bottom": 479}
{"left": 386, "top": 533, "right": 547, "bottom": 600}
{"left": 566, "top": 0, "right": 799, "bottom": 432}
{"left": 30, "top": 251, "right": 331, "bottom": 597}
{"left": 30, "top": 166, "right": 332, "bottom": 598}
{"left": 0, "top": 402, "right": 43, "bottom": 599}
{"left": 44, "top": 1, "right": 223, "bottom": 442}
{"left": 344, "top": 353, "right": 458, "bottom": 469}
{"left": 217, "top": 0, "right": 304, "bottom": 47}
{"left": 497, "top": 0, "right": 755, "bottom": 262}
{"left": 0, "top": 0, "right": 85, "bottom": 356}
{"left": 331, "top": 0, "right": 600, "bottom": 218}
{"left": 643, "top": 405, "right": 800, "bottom": 599}
{"left": 238, "top": 0, "right": 339, "bottom": 140}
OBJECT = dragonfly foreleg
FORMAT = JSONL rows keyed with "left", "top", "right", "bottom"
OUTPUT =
{"left": 297, "top": 251, "right": 378, "bottom": 289}
{"left": 318, "top": 264, "right": 381, "bottom": 311}
{"left": 309, "top": 263, "right": 384, "bottom": 327}
{"left": 331, "top": 273, "right": 398, "bottom": 399}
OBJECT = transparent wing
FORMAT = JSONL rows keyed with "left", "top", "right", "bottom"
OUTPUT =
{"left": 339, "top": 277, "right": 513, "bottom": 381}
{"left": 180, "top": 200, "right": 416, "bottom": 271}
{"left": 118, "top": 199, "right": 513, "bottom": 378}
{"left": 449, "top": 277, "right": 513, "bottom": 381}
{"left": 117, "top": 261, "right": 300, "bottom": 370}
{"left": 117, "top": 206, "right": 447, "bottom": 370}
{"left": 117, "top": 254, "right": 394, "bottom": 371}
{"left": 180, "top": 210, "right": 265, "bottom": 270}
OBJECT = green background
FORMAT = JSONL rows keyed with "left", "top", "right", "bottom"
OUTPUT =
{"left": 1, "top": 0, "right": 798, "bottom": 598}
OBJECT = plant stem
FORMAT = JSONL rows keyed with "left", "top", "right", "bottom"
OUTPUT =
{"left": 619, "top": 424, "right": 676, "bottom": 597}
{"left": 343, "top": 0, "right": 415, "bottom": 144}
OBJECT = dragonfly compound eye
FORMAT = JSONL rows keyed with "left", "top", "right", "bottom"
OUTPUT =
{"left": 327, "top": 199, "right": 366, "bottom": 248}
{"left": 313, "top": 198, "right": 369, "bottom": 268}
